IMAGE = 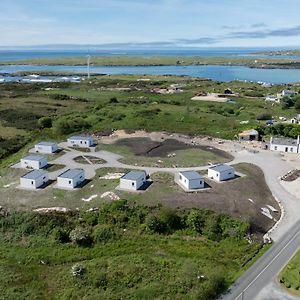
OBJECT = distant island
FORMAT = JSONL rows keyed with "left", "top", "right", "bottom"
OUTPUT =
{"left": 1, "top": 55, "right": 300, "bottom": 69}
{"left": 252, "top": 49, "right": 300, "bottom": 56}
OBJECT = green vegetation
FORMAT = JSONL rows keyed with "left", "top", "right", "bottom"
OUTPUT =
{"left": 0, "top": 75, "right": 298, "bottom": 165}
{"left": 279, "top": 249, "right": 300, "bottom": 295}
{"left": 2, "top": 55, "right": 300, "bottom": 69}
{"left": 0, "top": 201, "right": 267, "bottom": 299}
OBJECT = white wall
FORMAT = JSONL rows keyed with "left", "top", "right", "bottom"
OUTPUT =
{"left": 57, "top": 172, "right": 85, "bottom": 189}
{"left": 270, "top": 144, "right": 298, "bottom": 153}
{"left": 20, "top": 173, "right": 49, "bottom": 189}
{"left": 21, "top": 157, "right": 48, "bottom": 169}
{"left": 120, "top": 176, "right": 145, "bottom": 191}
{"left": 35, "top": 144, "right": 58, "bottom": 154}
{"left": 208, "top": 168, "right": 235, "bottom": 182}
{"left": 179, "top": 174, "right": 204, "bottom": 190}
{"left": 67, "top": 138, "right": 93, "bottom": 148}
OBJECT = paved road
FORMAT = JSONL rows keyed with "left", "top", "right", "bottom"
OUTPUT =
{"left": 50, "top": 142, "right": 300, "bottom": 300}
{"left": 221, "top": 220, "right": 300, "bottom": 300}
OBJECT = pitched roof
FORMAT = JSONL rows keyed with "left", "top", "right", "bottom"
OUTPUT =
{"left": 68, "top": 136, "right": 93, "bottom": 141}
{"left": 21, "top": 170, "right": 48, "bottom": 180}
{"left": 209, "top": 164, "right": 234, "bottom": 173}
{"left": 121, "top": 170, "right": 147, "bottom": 181}
{"left": 239, "top": 129, "right": 259, "bottom": 136}
{"left": 36, "top": 141, "right": 57, "bottom": 147}
{"left": 22, "top": 155, "right": 47, "bottom": 162}
{"left": 271, "top": 138, "right": 298, "bottom": 146}
{"left": 58, "top": 169, "right": 84, "bottom": 179}
{"left": 180, "top": 171, "right": 203, "bottom": 180}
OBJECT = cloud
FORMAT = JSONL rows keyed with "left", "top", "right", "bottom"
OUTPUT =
{"left": 175, "top": 37, "right": 219, "bottom": 44}
{"left": 229, "top": 25, "right": 300, "bottom": 39}
{"left": 251, "top": 22, "right": 267, "bottom": 28}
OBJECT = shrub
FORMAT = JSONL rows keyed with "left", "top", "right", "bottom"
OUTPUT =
{"left": 256, "top": 113, "right": 272, "bottom": 121}
{"left": 93, "top": 224, "right": 118, "bottom": 243}
{"left": 69, "top": 226, "right": 92, "bottom": 246}
{"left": 186, "top": 210, "right": 206, "bottom": 234}
{"left": 38, "top": 116, "right": 52, "bottom": 128}
{"left": 71, "top": 263, "right": 85, "bottom": 277}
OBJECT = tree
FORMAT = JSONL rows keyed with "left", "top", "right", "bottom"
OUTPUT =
{"left": 38, "top": 116, "right": 52, "bottom": 128}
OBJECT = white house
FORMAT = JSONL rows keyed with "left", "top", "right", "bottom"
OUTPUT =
{"left": 238, "top": 129, "right": 259, "bottom": 141}
{"left": 282, "top": 90, "right": 296, "bottom": 97}
{"left": 20, "top": 170, "right": 49, "bottom": 190}
{"left": 57, "top": 169, "right": 85, "bottom": 189}
{"left": 270, "top": 136, "right": 300, "bottom": 154}
{"left": 208, "top": 164, "right": 235, "bottom": 182}
{"left": 119, "top": 170, "right": 147, "bottom": 191}
{"left": 21, "top": 155, "right": 48, "bottom": 170}
{"left": 35, "top": 142, "right": 58, "bottom": 154}
{"left": 265, "top": 95, "right": 279, "bottom": 103}
{"left": 67, "top": 136, "right": 94, "bottom": 148}
{"left": 178, "top": 171, "right": 205, "bottom": 190}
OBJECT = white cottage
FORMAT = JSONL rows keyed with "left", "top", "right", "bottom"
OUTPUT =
{"left": 57, "top": 169, "right": 85, "bottom": 189}
{"left": 208, "top": 164, "right": 235, "bottom": 182}
{"left": 35, "top": 141, "right": 58, "bottom": 154}
{"left": 119, "top": 170, "right": 147, "bottom": 191}
{"left": 20, "top": 170, "right": 49, "bottom": 189}
{"left": 21, "top": 155, "right": 48, "bottom": 170}
{"left": 178, "top": 171, "right": 205, "bottom": 190}
{"left": 238, "top": 129, "right": 259, "bottom": 141}
{"left": 270, "top": 136, "right": 300, "bottom": 154}
{"left": 67, "top": 136, "right": 94, "bottom": 148}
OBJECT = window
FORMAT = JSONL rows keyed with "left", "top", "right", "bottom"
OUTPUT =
{"left": 31, "top": 181, "right": 34, "bottom": 185}
{"left": 291, "top": 148, "right": 293, "bottom": 152}
{"left": 274, "top": 146, "right": 277, "bottom": 150}
{"left": 69, "top": 180, "right": 71, "bottom": 184}
{"left": 179, "top": 175, "right": 182, "bottom": 180}
{"left": 200, "top": 181, "right": 202, "bottom": 185}
{"left": 132, "top": 182, "right": 135, "bottom": 186}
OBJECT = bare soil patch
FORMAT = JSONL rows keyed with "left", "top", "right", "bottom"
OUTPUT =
{"left": 73, "top": 156, "right": 106, "bottom": 165}
{"left": 115, "top": 137, "right": 232, "bottom": 159}
{"left": 158, "top": 163, "right": 280, "bottom": 235}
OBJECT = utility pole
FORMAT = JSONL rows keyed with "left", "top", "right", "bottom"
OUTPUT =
{"left": 87, "top": 55, "right": 91, "bottom": 79}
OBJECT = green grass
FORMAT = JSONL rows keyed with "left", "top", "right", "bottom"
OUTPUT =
{"left": 0, "top": 203, "right": 266, "bottom": 300}
{"left": 98, "top": 143, "right": 229, "bottom": 167}
{"left": 2, "top": 55, "right": 300, "bottom": 69}
{"left": 279, "top": 249, "right": 300, "bottom": 295}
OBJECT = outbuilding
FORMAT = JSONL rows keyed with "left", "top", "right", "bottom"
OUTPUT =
{"left": 35, "top": 141, "right": 58, "bottom": 154}
{"left": 178, "top": 171, "right": 205, "bottom": 190}
{"left": 67, "top": 136, "right": 94, "bottom": 148}
{"left": 208, "top": 164, "right": 235, "bottom": 182}
{"left": 119, "top": 170, "right": 147, "bottom": 191}
{"left": 21, "top": 155, "right": 48, "bottom": 170}
{"left": 20, "top": 170, "right": 49, "bottom": 189}
{"left": 238, "top": 129, "right": 259, "bottom": 141}
{"left": 57, "top": 169, "right": 85, "bottom": 189}
{"left": 270, "top": 136, "right": 299, "bottom": 154}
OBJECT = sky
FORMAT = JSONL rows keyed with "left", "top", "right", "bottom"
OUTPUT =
{"left": 1, "top": 0, "right": 300, "bottom": 48}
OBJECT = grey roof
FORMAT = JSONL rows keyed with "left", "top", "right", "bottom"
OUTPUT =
{"left": 68, "top": 136, "right": 93, "bottom": 141}
{"left": 209, "top": 164, "right": 234, "bottom": 173}
{"left": 180, "top": 171, "right": 203, "bottom": 180}
{"left": 58, "top": 169, "right": 84, "bottom": 179}
{"left": 36, "top": 141, "right": 57, "bottom": 147}
{"left": 22, "top": 155, "right": 47, "bottom": 162}
{"left": 121, "top": 170, "right": 147, "bottom": 181}
{"left": 22, "top": 170, "right": 48, "bottom": 180}
{"left": 271, "top": 138, "right": 298, "bottom": 146}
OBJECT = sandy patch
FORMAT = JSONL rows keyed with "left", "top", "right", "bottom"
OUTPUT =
{"left": 82, "top": 194, "right": 98, "bottom": 202}
{"left": 100, "top": 191, "right": 120, "bottom": 200}
{"left": 100, "top": 173, "right": 124, "bottom": 180}
{"left": 191, "top": 93, "right": 229, "bottom": 102}
{"left": 34, "top": 207, "right": 70, "bottom": 213}
{"left": 3, "top": 182, "right": 18, "bottom": 188}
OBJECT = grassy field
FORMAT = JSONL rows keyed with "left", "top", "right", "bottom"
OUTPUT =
{"left": 2, "top": 55, "right": 300, "bottom": 69}
{"left": 279, "top": 249, "right": 300, "bottom": 295}
{"left": 0, "top": 201, "right": 269, "bottom": 300}
{"left": 0, "top": 74, "right": 298, "bottom": 166}
{"left": 98, "top": 142, "right": 230, "bottom": 167}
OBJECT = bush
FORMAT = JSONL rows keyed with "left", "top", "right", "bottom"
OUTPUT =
{"left": 71, "top": 263, "right": 85, "bottom": 277}
{"left": 93, "top": 224, "right": 118, "bottom": 243}
{"left": 69, "top": 226, "right": 92, "bottom": 246}
{"left": 38, "top": 116, "right": 52, "bottom": 128}
{"left": 186, "top": 210, "right": 206, "bottom": 234}
{"left": 53, "top": 116, "right": 91, "bottom": 135}
{"left": 256, "top": 113, "right": 272, "bottom": 121}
